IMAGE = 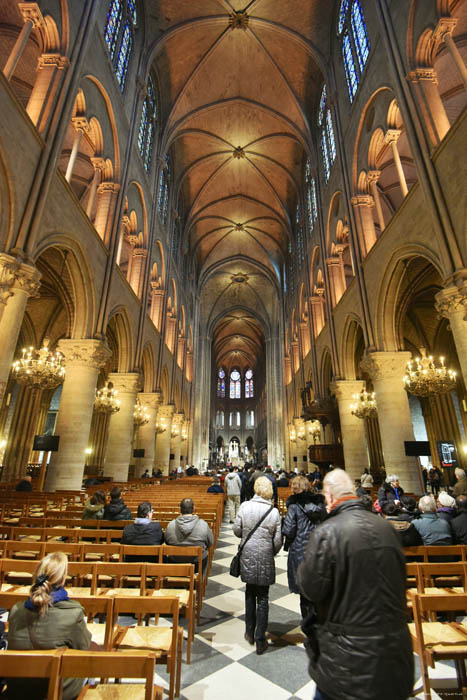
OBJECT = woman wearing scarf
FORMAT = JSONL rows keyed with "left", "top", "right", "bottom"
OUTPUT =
{"left": 7, "top": 551, "right": 91, "bottom": 699}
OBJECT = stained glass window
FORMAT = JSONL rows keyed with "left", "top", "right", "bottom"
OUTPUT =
{"left": 338, "top": 0, "right": 370, "bottom": 103}
{"left": 104, "top": 0, "right": 123, "bottom": 59}
{"left": 230, "top": 370, "right": 241, "bottom": 399}
{"left": 295, "top": 203, "right": 304, "bottom": 266}
{"left": 138, "top": 76, "right": 157, "bottom": 173}
{"left": 305, "top": 158, "right": 318, "bottom": 234}
{"left": 288, "top": 241, "right": 295, "bottom": 295}
{"left": 318, "top": 85, "right": 336, "bottom": 184}
{"left": 217, "top": 369, "right": 226, "bottom": 398}
{"left": 245, "top": 369, "right": 254, "bottom": 398}
{"left": 104, "top": 1, "right": 136, "bottom": 93}
{"left": 157, "top": 154, "right": 170, "bottom": 225}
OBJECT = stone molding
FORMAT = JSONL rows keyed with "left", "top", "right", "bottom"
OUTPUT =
{"left": 433, "top": 17, "right": 457, "bottom": 44}
{"left": 360, "top": 351, "right": 412, "bottom": 381}
{"left": 158, "top": 403, "right": 176, "bottom": 420}
{"left": 384, "top": 129, "right": 401, "bottom": 145}
{"left": 408, "top": 67, "right": 438, "bottom": 84}
{"left": 57, "top": 339, "right": 112, "bottom": 370}
{"left": 108, "top": 372, "right": 142, "bottom": 394}
{"left": 351, "top": 194, "right": 374, "bottom": 208}
{"left": 435, "top": 284, "right": 467, "bottom": 320}
{"left": 367, "top": 170, "right": 381, "bottom": 184}
{"left": 331, "top": 379, "right": 365, "bottom": 400}
{"left": 18, "top": 2, "right": 45, "bottom": 27}
{"left": 0, "top": 253, "right": 41, "bottom": 306}
{"left": 137, "top": 391, "right": 161, "bottom": 410}
{"left": 37, "top": 54, "right": 69, "bottom": 70}
{"left": 90, "top": 157, "right": 106, "bottom": 172}
{"left": 97, "top": 182, "right": 120, "bottom": 195}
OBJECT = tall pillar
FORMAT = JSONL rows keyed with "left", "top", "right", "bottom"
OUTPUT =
{"left": 434, "top": 18, "right": 467, "bottom": 93}
{"left": 150, "top": 286, "right": 165, "bottom": 331}
{"left": 331, "top": 380, "right": 369, "bottom": 481}
{"left": 360, "top": 352, "right": 419, "bottom": 492}
{"left": 134, "top": 391, "right": 161, "bottom": 476}
{"left": 408, "top": 68, "right": 450, "bottom": 145}
{"left": 367, "top": 171, "right": 385, "bottom": 232}
{"left": 0, "top": 254, "right": 41, "bottom": 405}
{"left": 169, "top": 412, "right": 184, "bottom": 472}
{"left": 128, "top": 248, "right": 147, "bottom": 298}
{"left": 327, "top": 256, "right": 347, "bottom": 306}
{"left": 192, "top": 335, "right": 211, "bottom": 469}
{"left": 94, "top": 182, "right": 120, "bottom": 246}
{"left": 265, "top": 335, "right": 285, "bottom": 469}
{"left": 3, "top": 3, "right": 44, "bottom": 81}
{"left": 154, "top": 404, "right": 175, "bottom": 475}
{"left": 351, "top": 195, "right": 377, "bottom": 255}
{"left": 294, "top": 417, "right": 308, "bottom": 472}
{"left": 103, "top": 373, "right": 141, "bottom": 482}
{"left": 384, "top": 130, "right": 408, "bottom": 197}
{"left": 45, "top": 340, "right": 111, "bottom": 491}
{"left": 26, "top": 53, "right": 69, "bottom": 134}
{"left": 65, "top": 118, "right": 89, "bottom": 183}
{"left": 435, "top": 284, "right": 467, "bottom": 387}
{"left": 86, "top": 158, "right": 105, "bottom": 220}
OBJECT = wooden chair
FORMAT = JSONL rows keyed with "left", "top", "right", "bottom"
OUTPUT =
{"left": 70, "top": 595, "right": 115, "bottom": 651}
{"left": 94, "top": 561, "right": 146, "bottom": 593}
{"left": 64, "top": 649, "right": 163, "bottom": 700}
{"left": 159, "top": 545, "right": 204, "bottom": 623}
{"left": 0, "top": 556, "right": 39, "bottom": 587}
{"left": 145, "top": 562, "right": 195, "bottom": 663}
{"left": 0, "top": 650, "right": 61, "bottom": 700}
{"left": 5, "top": 539, "right": 44, "bottom": 561}
{"left": 409, "top": 591, "right": 467, "bottom": 700}
{"left": 111, "top": 595, "right": 182, "bottom": 700}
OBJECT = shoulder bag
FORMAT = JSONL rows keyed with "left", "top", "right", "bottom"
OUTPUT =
{"left": 230, "top": 505, "right": 274, "bottom": 577}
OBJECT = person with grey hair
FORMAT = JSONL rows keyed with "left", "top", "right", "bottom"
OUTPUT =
{"left": 411, "top": 495, "right": 452, "bottom": 546}
{"left": 453, "top": 468, "right": 467, "bottom": 498}
{"left": 377, "top": 474, "right": 404, "bottom": 509}
{"left": 297, "top": 468, "right": 413, "bottom": 700}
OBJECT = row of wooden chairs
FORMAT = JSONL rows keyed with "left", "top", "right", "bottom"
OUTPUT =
{"left": 404, "top": 545, "right": 467, "bottom": 562}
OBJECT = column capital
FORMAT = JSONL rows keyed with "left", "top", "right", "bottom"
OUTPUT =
{"left": 367, "top": 170, "right": 381, "bottom": 184}
{"left": 407, "top": 67, "right": 438, "bottom": 84}
{"left": 172, "top": 412, "right": 185, "bottom": 427}
{"left": 37, "top": 53, "right": 69, "bottom": 70}
{"left": 360, "top": 351, "right": 412, "bottom": 382}
{"left": 90, "top": 156, "right": 106, "bottom": 172}
{"left": 138, "top": 391, "right": 161, "bottom": 409}
{"left": 433, "top": 17, "right": 457, "bottom": 43}
{"left": 57, "top": 338, "right": 112, "bottom": 369}
{"left": 351, "top": 194, "right": 374, "bottom": 208}
{"left": 71, "top": 116, "right": 90, "bottom": 134}
{"left": 158, "top": 403, "right": 176, "bottom": 420}
{"left": 0, "top": 253, "right": 41, "bottom": 306}
{"left": 108, "top": 372, "right": 142, "bottom": 394}
{"left": 435, "top": 284, "right": 467, "bottom": 319}
{"left": 384, "top": 129, "right": 401, "bottom": 145}
{"left": 18, "top": 2, "right": 45, "bottom": 28}
{"left": 133, "top": 247, "right": 148, "bottom": 258}
{"left": 331, "top": 379, "right": 366, "bottom": 400}
{"left": 97, "top": 181, "right": 120, "bottom": 195}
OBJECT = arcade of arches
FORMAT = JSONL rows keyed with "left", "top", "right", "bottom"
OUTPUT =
{"left": 0, "top": 0, "right": 466, "bottom": 494}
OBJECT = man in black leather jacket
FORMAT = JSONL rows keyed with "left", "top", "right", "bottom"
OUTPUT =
{"left": 297, "top": 468, "right": 413, "bottom": 700}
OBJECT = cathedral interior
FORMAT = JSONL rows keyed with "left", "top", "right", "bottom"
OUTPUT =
{"left": 0, "top": 0, "right": 466, "bottom": 494}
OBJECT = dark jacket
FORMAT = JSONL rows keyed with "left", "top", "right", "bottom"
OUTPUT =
{"left": 297, "top": 500, "right": 413, "bottom": 700}
{"left": 412, "top": 512, "right": 452, "bottom": 546}
{"left": 103, "top": 498, "right": 132, "bottom": 521}
{"left": 378, "top": 482, "right": 404, "bottom": 508}
{"left": 276, "top": 477, "right": 289, "bottom": 487}
{"left": 82, "top": 499, "right": 104, "bottom": 520}
{"left": 207, "top": 484, "right": 224, "bottom": 493}
{"left": 451, "top": 511, "right": 467, "bottom": 544}
{"left": 121, "top": 520, "right": 164, "bottom": 561}
{"left": 385, "top": 516, "right": 423, "bottom": 547}
{"left": 15, "top": 480, "right": 32, "bottom": 492}
{"left": 8, "top": 599, "right": 91, "bottom": 700}
{"left": 437, "top": 506, "right": 456, "bottom": 523}
{"left": 282, "top": 492, "right": 325, "bottom": 593}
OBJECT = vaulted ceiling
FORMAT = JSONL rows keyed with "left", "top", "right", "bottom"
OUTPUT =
{"left": 149, "top": 0, "right": 334, "bottom": 368}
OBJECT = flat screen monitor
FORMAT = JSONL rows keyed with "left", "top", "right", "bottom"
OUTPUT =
{"left": 33, "top": 435, "right": 60, "bottom": 452}
{"left": 133, "top": 449, "right": 145, "bottom": 458}
{"left": 404, "top": 441, "right": 431, "bottom": 457}
{"left": 437, "top": 441, "right": 458, "bottom": 468}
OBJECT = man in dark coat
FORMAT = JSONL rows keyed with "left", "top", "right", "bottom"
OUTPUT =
{"left": 15, "top": 475, "right": 32, "bottom": 492}
{"left": 378, "top": 474, "right": 404, "bottom": 508}
{"left": 121, "top": 501, "right": 163, "bottom": 561}
{"left": 450, "top": 495, "right": 467, "bottom": 544}
{"left": 103, "top": 487, "right": 132, "bottom": 521}
{"left": 297, "top": 468, "right": 413, "bottom": 700}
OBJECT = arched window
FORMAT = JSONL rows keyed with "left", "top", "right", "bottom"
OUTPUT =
{"left": 305, "top": 159, "right": 318, "bottom": 235}
{"left": 245, "top": 369, "right": 254, "bottom": 398}
{"left": 216, "top": 410, "right": 224, "bottom": 427}
{"left": 230, "top": 369, "right": 241, "bottom": 399}
{"left": 157, "top": 154, "right": 170, "bottom": 225}
{"left": 138, "top": 75, "right": 157, "bottom": 173}
{"left": 288, "top": 241, "right": 295, "bottom": 295}
{"left": 171, "top": 214, "right": 181, "bottom": 261}
{"left": 295, "top": 204, "right": 304, "bottom": 267}
{"left": 217, "top": 369, "right": 225, "bottom": 398}
{"left": 246, "top": 409, "right": 255, "bottom": 428}
{"left": 318, "top": 85, "right": 336, "bottom": 184}
{"left": 104, "top": 0, "right": 136, "bottom": 92}
{"left": 338, "top": 0, "right": 370, "bottom": 102}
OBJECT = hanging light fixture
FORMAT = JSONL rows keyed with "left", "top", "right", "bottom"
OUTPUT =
{"left": 181, "top": 426, "right": 188, "bottom": 442}
{"left": 308, "top": 420, "right": 322, "bottom": 443}
{"left": 12, "top": 338, "right": 65, "bottom": 390}
{"left": 171, "top": 425, "right": 180, "bottom": 440}
{"left": 94, "top": 381, "right": 120, "bottom": 414}
{"left": 404, "top": 347, "right": 456, "bottom": 397}
{"left": 134, "top": 399, "right": 149, "bottom": 426}
{"left": 350, "top": 389, "right": 377, "bottom": 420}
{"left": 155, "top": 417, "right": 166, "bottom": 434}
{"left": 289, "top": 426, "right": 297, "bottom": 443}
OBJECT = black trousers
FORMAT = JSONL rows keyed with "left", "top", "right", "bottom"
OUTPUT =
{"left": 245, "top": 583, "right": 269, "bottom": 641}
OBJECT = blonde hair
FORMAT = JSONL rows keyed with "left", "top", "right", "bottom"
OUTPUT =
{"left": 29, "top": 552, "right": 68, "bottom": 617}
{"left": 291, "top": 475, "right": 311, "bottom": 494}
{"left": 254, "top": 476, "right": 273, "bottom": 500}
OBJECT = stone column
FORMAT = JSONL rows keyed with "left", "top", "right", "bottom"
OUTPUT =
{"left": 27, "top": 53, "right": 69, "bottom": 134}
{"left": 128, "top": 247, "right": 147, "bottom": 299}
{"left": 351, "top": 194, "right": 377, "bottom": 255}
{"left": 367, "top": 171, "right": 385, "bottom": 232}
{"left": 331, "top": 380, "right": 369, "bottom": 481}
{"left": 360, "top": 352, "right": 419, "bottom": 492}
{"left": 94, "top": 182, "right": 120, "bottom": 246}
{"left": 103, "top": 373, "right": 141, "bottom": 482}
{"left": 294, "top": 417, "right": 308, "bottom": 471}
{"left": 154, "top": 404, "right": 175, "bottom": 475}
{"left": 150, "top": 286, "right": 165, "bottom": 331}
{"left": 327, "top": 256, "right": 347, "bottom": 306}
{"left": 434, "top": 18, "right": 467, "bottom": 93}
{"left": 3, "top": 2, "right": 44, "bottom": 81}
{"left": 384, "top": 130, "right": 408, "bottom": 197}
{"left": 86, "top": 158, "right": 105, "bottom": 220}
{"left": 435, "top": 284, "right": 467, "bottom": 387}
{"left": 169, "top": 412, "right": 184, "bottom": 472}
{"left": 408, "top": 68, "right": 450, "bottom": 145}
{"left": 309, "top": 295, "right": 325, "bottom": 338}
{"left": 0, "top": 254, "right": 41, "bottom": 405}
{"left": 65, "top": 117, "right": 89, "bottom": 183}
{"left": 45, "top": 340, "right": 111, "bottom": 491}
{"left": 134, "top": 391, "right": 160, "bottom": 476}
{"left": 192, "top": 335, "right": 211, "bottom": 469}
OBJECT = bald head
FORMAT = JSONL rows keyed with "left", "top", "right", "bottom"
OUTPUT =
{"left": 419, "top": 495, "right": 436, "bottom": 513}
{"left": 323, "top": 468, "right": 356, "bottom": 502}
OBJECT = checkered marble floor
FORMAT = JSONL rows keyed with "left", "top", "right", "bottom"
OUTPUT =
{"left": 120, "top": 517, "right": 462, "bottom": 699}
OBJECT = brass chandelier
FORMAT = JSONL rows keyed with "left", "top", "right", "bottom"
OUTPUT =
{"left": 133, "top": 399, "right": 149, "bottom": 426}
{"left": 155, "top": 417, "right": 166, "bottom": 434}
{"left": 12, "top": 338, "right": 65, "bottom": 390}
{"left": 308, "top": 419, "right": 322, "bottom": 443}
{"left": 350, "top": 389, "right": 377, "bottom": 419}
{"left": 94, "top": 381, "right": 120, "bottom": 414}
{"left": 404, "top": 348, "right": 456, "bottom": 397}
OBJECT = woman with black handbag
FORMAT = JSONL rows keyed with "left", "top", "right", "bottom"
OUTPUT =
{"left": 282, "top": 475, "right": 325, "bottom": 621}
{"left": 233, "top": 476, "right": 282, "bottom": 655}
